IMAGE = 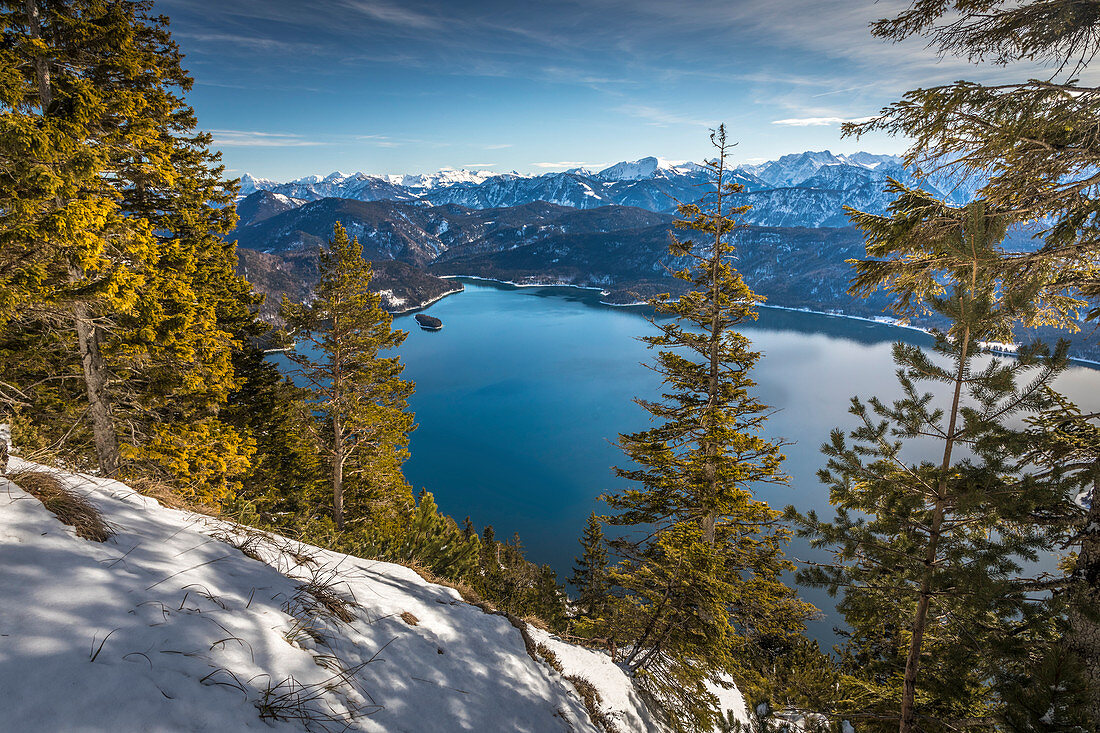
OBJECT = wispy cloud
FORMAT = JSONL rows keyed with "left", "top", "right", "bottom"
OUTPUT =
{"left": 484, "top": 143, "right": 513, "bottom": 150}
{"left": 210, "top": 130, "right": 326, "bottom": 147}
{"left": 175, "top": 31, "right": 320, "bottom": 54}
{"left": 461, "top": 163, "right": 496, "bottom": 168}
{"left": 617, "top": 104, "right": 718, "bottom": 128}
{"left": 343, "top": 0, "right": 443, "bottom": 29}
{"left": 771, "top": 116, "right": 873, "bottom": 127}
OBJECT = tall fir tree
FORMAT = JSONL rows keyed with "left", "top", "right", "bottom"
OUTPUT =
{"left": 794, "top": 191, "right": 1087, "bottom": 731}
{"left": 0, "top": 0, "right": 259, "bottom": 499}
{"left": 570, "top": 511, "right": 611, "bottom": 622}
{"left": 844, "top": 4, "right": 1100, "bottom": 719}
{"left": 602, "top": 126, "right": 813, "bottom": 732}
{"left": 280, "top": 222, "right": 415, "bottom": 531}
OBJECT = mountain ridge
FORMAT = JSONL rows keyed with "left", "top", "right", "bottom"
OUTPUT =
{"left": 236, "top": 150, "right": 947, "bottom": 225}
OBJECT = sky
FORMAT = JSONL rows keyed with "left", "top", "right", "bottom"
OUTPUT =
{"left": 156, "top": 0, "right": 1046, "bottom": 181}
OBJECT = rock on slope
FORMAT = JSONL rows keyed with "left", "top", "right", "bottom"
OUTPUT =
{"left": 1, "top": 458, "right": 746, "bottom": 732}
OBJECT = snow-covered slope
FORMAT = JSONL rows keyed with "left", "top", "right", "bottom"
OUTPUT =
{"left": 1, "top": 458, "right": 716, "bottom": 732}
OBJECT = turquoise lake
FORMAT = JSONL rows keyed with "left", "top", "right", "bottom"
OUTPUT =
{"left": 303, "top": 278, "right": 1100, "bottom": 644}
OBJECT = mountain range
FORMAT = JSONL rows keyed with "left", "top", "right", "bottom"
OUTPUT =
{"left": 237, "top": 150, "right": 975, "bottom": 228}
{"left": 229, "top": 150, "right": 1092, "bottom": 358}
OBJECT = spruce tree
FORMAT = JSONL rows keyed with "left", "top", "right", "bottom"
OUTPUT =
{"left": 280, "top": 222, "right": 415, "bottom": 530}
{"left": 221, "top": 340, "right": 323, "bottom": 522}
{"left": 846, "top": 0, "right": 1100, "bottom": 319}
{"left": 794, "top": 191, "right": 1085, "bottom": 731}
{"left": 570, "top": 512, "right": 611, "bottom": 621}
{"left": 0, "top": 0, "right": 154, "bottom": 472}
{"left": 845, "top": 5, "right": 1100, "bottom": 719}
{"left": 0, "top": 0, "right": 259, "bottom": 498}
{"left": 602, "top": 126, "right": 813, "bottom": 731}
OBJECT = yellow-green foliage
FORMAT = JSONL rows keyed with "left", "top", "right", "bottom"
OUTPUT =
{"left": 602, "top": 127, "right": 813, "bottom": 732}
{"left": 280, "top": 223, "right": 415, "bottom": 530}
{"left": 123, "top": 419, "right": 254, "bottom": 506}
{"left": 1, "top": 1, "right": 261, "bottom": 496}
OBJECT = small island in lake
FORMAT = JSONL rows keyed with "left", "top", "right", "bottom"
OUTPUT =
{"left": 415, "top": 313, "right": 443, "bottom": 331}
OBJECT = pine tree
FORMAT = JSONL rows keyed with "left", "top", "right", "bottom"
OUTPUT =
{"left": 350, "top": 490, "right": 481, "bottom": 581}
{"left": 0, "top": 0, "right": 259, "bottom": 498}
{"left": 570, "top": 512, "right": 611, "bottom": 621}
{"left": 602, "top": 126, "right": 813, "bottom": 732}
{"left": 845, "top": 5, "right": 1100, "bottom": 720}
{"left": 0, "top": 0, "right": 157, "bottom": 472}
{"left": 794, "top": 192, "right": 1085, "bottom": 731}
{"left": 280, "top": 222, "right": 415, "bottom": 530}
{"left": 221, "top": 340, "right": 323, "bottom": 522}
{"left": 846, "top": 0, "right": 1100, "bottom": 319}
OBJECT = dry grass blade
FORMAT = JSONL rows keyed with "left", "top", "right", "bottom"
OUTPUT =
{"left": 292, "top": 567, "right": 359, "bottom": 624}
{"left": 124, "top": 475, "right": 220, "bottom": 516}
{"left": 10, "top": 471, "right": 113, "bottom": 542}
{"left": 564, "top": 675, "right": 618, "bottom": 733}
{"left": 253, "top": 657, "right": 383, "bottom": 732}
{"left": 534, "top": 642, "right": 564, "bottom": 674}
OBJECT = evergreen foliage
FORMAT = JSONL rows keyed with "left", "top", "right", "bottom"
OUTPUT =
{"left": 471, "top": 525, "right": 568, "bottom": 629}
{"left": 570, "top": 511, "right": 611, "bottom": 621}
{"left": 793, "top": 193, "right": 1086, "bottom": 731}
{"left": 345, "top": 490, "right": 481, "bottom": 581}
{"left": 601, "top": 126, "right": 813, "bottom": 732}
{"left": 221, "top": 341, "right": 323, "bottom": 521}
{"left": 847, "top": 0, "right": 1100, "bottom": 319}
{"left": 0, "top": 0, "right": 257, "bottom": 501}
{"left": 279, "top": 222, "right": 415, "bottom": 530}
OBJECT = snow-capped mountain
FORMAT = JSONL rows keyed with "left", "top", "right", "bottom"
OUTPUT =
{"left": 385, "top": 168, "right": 502, "bottom": 189}
{"left": 234, "top": 189, "right": 306, "bottom": 227}
{"left": 595, "top": 156, "right": 706, "bottom": 181}
{"left": 236, "top": 150, "right": 978, "bottom": 228}
{"left": 738, "top": 150, "right": 904, "bottom": 188}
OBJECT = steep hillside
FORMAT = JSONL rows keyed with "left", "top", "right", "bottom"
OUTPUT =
{"left": 1, "top": 458, "right": 748, "bottom": 731}
{"left": 237, "top": 248, "right": 462, "bottom": 319}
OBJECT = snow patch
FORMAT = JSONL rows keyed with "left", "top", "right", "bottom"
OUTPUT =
{"left": 0, "top": 458, "right": 613, "bottom": 732}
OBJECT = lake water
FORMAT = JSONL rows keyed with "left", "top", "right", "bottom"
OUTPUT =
{"left": 297, "top": 278, "right": 1100, "bottom": 645}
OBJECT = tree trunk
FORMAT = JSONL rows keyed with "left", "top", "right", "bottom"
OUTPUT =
{"left": 28, "top": 1, "right": 118, "bottom": 475}
{"left": 333, "top": 411, "right": 344, "bottom": 530}
{"left": 1068, "top": 469, "right": 1100, "bottom": 723}
{"left": 899, "top": 299, "right": 971, "bottom": 733}
{"left": 23, "top": 0, "right": 52, "bottom": 109}
{"left": 70, "top": 272, "right": 120, "bottom": 476}
{"left": 701, "top": 134, "right": 725, "bottom": 547}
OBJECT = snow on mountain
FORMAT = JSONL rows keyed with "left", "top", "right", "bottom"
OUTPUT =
{"left": 842, "top": 151, "right": 904, "bottom": 170}
{"left": 385, "top": 168, "right": 505, "bottom": 190}
{"left": 2, "top": 457, "right": 745, "bottom": 732}
{"left": 742, "top": 150, "right": 905, "bottom": 189}
{"left": 597, "top": 156, "right": 664, "bottom": 181}
{"left": 237, "top": 173, "right": 280, "bottom": 196}
{"left": 235, "top": 190, "right": 306, "bottom": 227}
{"left": 235, "top": 149, "right": 970, "bottom": 226}
{"left": 595, "top": 156, "right": 706, "bottom": 182}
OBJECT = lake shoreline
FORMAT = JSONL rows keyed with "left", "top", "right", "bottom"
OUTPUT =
{"left": 437, "top": 275, "right": 1100, "bottom": 368}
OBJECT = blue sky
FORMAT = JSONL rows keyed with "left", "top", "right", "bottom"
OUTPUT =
{"left": 158, "top": 0, "right": 1034, "bottom": 181}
